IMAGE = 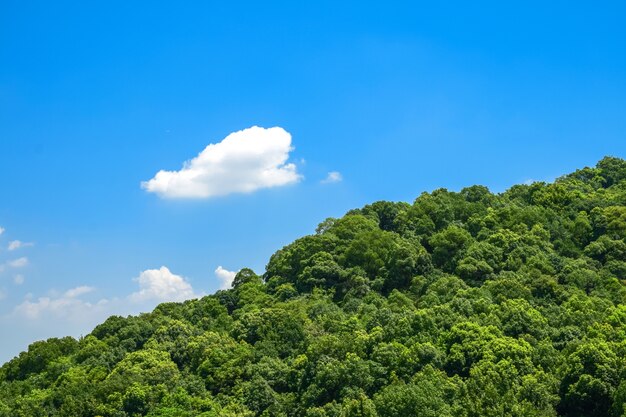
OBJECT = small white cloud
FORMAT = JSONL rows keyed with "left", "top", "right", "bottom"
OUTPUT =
{"left": 7, "top": 257, "right": 28, "bottom": 268}
{"left": 13, "top": 275, "right": 24, "bottom": 285}
{"left": 0, "top": 227, "right": 4, "bottom": 236}
{"left": 64, "top": 286, "right": 95, "bottom": 298}
{"left": 215, "top": 266, "right": 237, "bottom": 290}
{"left": 142, "top": 126, "right": 302, "bottom": 199}
{"left": 321, "top": 171, "right": 343, "bottom": 184}
{"left": 4, "top": 291, "right": 113, "bottom": 363}
{"left": 129, "top": 266, "right": 198, "bottom": 303}
{"left": 5, "top": 267, "right": 205, "bottom": 362}
{"left": 10, "top": 267, "right": 199, "bottom": 323}
{"left": 8, "top": 240, "right": 34, "bottom": 251}
{"left": 12, "top": 286, "right": 108, "bottom": 320}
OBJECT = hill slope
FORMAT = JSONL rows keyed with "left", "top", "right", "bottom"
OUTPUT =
{"left": 2, "top": 157, "right": 626, "bottom": 417}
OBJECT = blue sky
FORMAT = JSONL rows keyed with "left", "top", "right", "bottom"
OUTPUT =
{"left": 0, "top": 0, "right": 625, "bottom": 362}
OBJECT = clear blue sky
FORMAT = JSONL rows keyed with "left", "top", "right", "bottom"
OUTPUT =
{"left": 0, "top": 0, "right": 625, "bottom": 362}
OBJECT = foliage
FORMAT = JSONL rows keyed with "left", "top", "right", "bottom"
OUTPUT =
{"left": 2, "top": 156, "right": 626, "bottom": 416}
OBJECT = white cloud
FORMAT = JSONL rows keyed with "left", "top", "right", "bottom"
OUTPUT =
{"left": 129, "top": 266, "right": 198, "bottom": 303}
{"left": 13, "top": 275, "right": 24, "bottom": 285}
{"left": 12, "top": 286, "right": 108, "bottom": 320}
{"left": 11, "top": 267, "right": 199, "bottom": 323}
{"left": 3, "top": 291, "right": 114, "bottom": 362}
{"left": 8, "top": 240, "right": 34, "bottom": 251}
{"left": 321, "top": 171, "right": 343, "bottom": 184}
{"left": 142, "top": 126, "right": 302, "bottom": 199}
{"left": 5, "top": 266, "right": 204, "bottom": 362}
{"left": 7, "top": 257, "right": 28, "bottom": 268}
{"left": 64, "top": 286, "right": 95, "bottom": 298}
{"left": 0, "top": 227, "right": 4, "bottom": 236}
{"left": 215, "top": 266, "right": 237, "bottom": 290}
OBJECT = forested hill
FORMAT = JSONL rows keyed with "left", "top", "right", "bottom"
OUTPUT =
{"left": 2, "top": 157, "right": 626, "bottom": 417}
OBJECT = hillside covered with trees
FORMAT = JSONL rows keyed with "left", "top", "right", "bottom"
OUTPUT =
{"left": 1, "top": 157, "right": 626, "bottom": 417}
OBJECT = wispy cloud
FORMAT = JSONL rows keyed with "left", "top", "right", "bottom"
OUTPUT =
{"left": 142, "top": 126, "right": 302, "bottom": 199}
{"left": 64, "top": 286, "right": 95, "bottom": 298}
{"left": 12, "top": 266, "right": 201, "bottom": 323}
{"left": 8, "top": 240, "right": 34, "bottom": 251}
{"left": 7, "top": 257, "right": 28, "bottom": 268}
{"left": 321, "top": 171, "right": 343, "bottom": 184}
{"left": 3, "top": 266, "right": 206, "bottom": 362}
{"left": 13, "top": 286, "right": 106, "bottom": 320}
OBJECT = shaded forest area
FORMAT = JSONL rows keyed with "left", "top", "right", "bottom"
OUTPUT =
{"left": 2, "top": 157, "right": 626, "bottom": 416}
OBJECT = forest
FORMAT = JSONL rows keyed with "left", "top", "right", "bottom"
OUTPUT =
{"left": 1, "top": 156, "right": 626, "bottom": 417}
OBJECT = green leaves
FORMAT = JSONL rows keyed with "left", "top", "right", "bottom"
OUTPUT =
{"left": 2, "top": 157, "right": 626, "bottom": 416}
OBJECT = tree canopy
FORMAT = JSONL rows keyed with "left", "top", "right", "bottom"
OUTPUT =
{"left": 2, "top": 156, "right": 626, "bottom": 416}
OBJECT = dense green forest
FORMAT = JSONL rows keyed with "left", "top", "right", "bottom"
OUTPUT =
{"left": 2, "top": 157, "right": 626, "bottom": 417}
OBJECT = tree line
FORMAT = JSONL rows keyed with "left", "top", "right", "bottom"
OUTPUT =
{"left": 1, "top": 156, "right": 625, "bottom": 416}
